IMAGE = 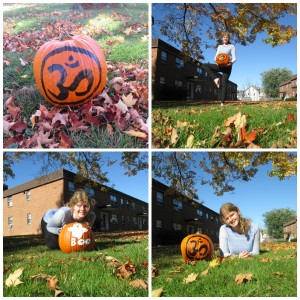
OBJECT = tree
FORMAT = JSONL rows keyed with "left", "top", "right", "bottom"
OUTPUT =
{"left": 261, "top": 68, "right": 294, "bottom": 98}
{"left": 3, "top": 152, "right": 148, "bottom": 186}
{"left": 263, "top": 208, "right": 296, "bottom": 239}
{"left": 153, "top": 3, "right": 296, "bottom": 61}
{"left": 152, "top": 152, "right": 297, "bottom": 200}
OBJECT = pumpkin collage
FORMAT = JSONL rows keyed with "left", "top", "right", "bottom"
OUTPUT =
{"left": 3, "top": 2, "right": 297, "bottom": 298}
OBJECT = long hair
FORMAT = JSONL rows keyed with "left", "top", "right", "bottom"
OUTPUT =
{"left": 66, "top": 189, "right": 95, "bottom": 225}
{"left": 219, "top": 202, "right": 251, "bottom": 234}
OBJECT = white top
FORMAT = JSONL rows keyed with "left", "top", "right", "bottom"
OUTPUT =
{"left": 215, "top": 44, "right": 236, "bottom": 64}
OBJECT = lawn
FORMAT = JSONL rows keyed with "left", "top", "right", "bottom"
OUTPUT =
{"left": 3, "top": 3, "right": 148, "bottom": 148}
{"left": 152, "top": 242, "right": 297, "bottom": 297}
{"left": 3, "top": 231, "right": 149, "bottom": 297}
{"left": 152, "top": 101, "right": 297, "bottom": 148}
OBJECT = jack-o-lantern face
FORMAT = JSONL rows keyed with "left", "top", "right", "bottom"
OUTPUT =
{"left": 181, "top": 234, "right": 214, "bottom": 261}
{"left": 216, "top": 53, "right": 230, "bottom": 66}
{"left": 33, "top": 34, "right": 107, "bottom": 107}
{"left": 58, "top": 222, "right": 95, "bottom": 253}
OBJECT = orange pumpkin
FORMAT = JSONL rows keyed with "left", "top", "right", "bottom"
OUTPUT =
{"left": 58, "top": 222, "right": 95, "bottom": 253}
{"left": 216, "top": 53, "right": 230, "bottom": 66}
{"left": 33, "top": 34, "right": 107, "bottom": 107}
{"left": 180, "top": 234, "right": 214, "bottom": 261}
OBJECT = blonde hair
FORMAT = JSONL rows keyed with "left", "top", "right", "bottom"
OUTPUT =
{"left": 219, "top": 203, "right": 251, "bottom": 234}
{"left": 66, "top": 189, "right": 95, "bottom": 225}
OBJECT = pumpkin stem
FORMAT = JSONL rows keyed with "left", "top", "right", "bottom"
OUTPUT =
{"left": 59, "top": 31, "right": 74, "bottom": 41}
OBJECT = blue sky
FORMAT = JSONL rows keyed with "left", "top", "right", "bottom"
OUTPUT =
{"left": 152, "top": 152, "right": 297, "bottom": 229}
{"left": 152, "top": 3, "right": 297, "bottom": 90}
{"left": 4, "top": 152, "right": 149, "bottom": 203}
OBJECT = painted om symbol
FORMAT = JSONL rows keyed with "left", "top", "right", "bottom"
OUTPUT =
{"left": 187, "top": 239, "right": 208, "bottom": 257}
{"left": 47, "top": 55, "right": 94, "bottom": 101}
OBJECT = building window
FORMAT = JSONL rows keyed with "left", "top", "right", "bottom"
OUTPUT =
{"left": 121, "top": 215, "right": 125, "bottom": 223}
{"left": 120, "top": 198, "right": 124, "bottom": 205}
{"left": 176, "top": 57, "right": 184, "bottom": 69}
{"left": 195, "top": 84, "right": 201, "bottom": 93}
{"left": 110, "top": 195, "right": 117, "bottom": 205}
{"left": 133, "top": 217, "right": 137, "bottom": 224}
{"left": 173, "top": 199, "right": 182, "bottom": 211}
{"left": 197, "top": 227, "right": 203, "bottom": 233}
{"left": 187, "top": 225, "right": 194, "bottom": 234}
{"left": 156, "top": 219, "right": 163, "bottom": 228}
{"left": 8, "top": 217, "right": 13, "bottom": 229}
{"left": 161, "top": 50, "right": 167, "bottom": 63}
{"left": 175, "top": 80, "right": 183, "bottom": 87}
{"left": 84, "top": 187, "right": 95, "bottom": 198}
{"left": 211, "top": 215, "right": 214, "bottom": 222}
{"left": 206, "top": 213, "right": 209, "bottom": 220}
{"left": 8, "top": 196, "right": 12, "bottom": 207}
{"left": 68, "top": 181, "right": 75, "bottom": 193}
{"left": 173, "top": 223, "right": 182, "bottom": 231}
{"left": 160, "top": 76, "right": 166, "bottom": 86}
{"left": 157, "top": 191, "right": 164, "bottom": 205}
{"left": 110, "top": 214, "right": 118, "bottom": 224}
{"left": 27, "top": 213, "right": 32, "bottom": 225}
{"left": 26, "top": 191, "right": 31, "bottom": 200}
{"left": 197, "top": 67, "right": 203, "bottom": 75}
{"left": 132, "top": 202, "right": 136, "bottom": 209}
{"left": 197, "top": 209, "right": 203, "bottom": 217}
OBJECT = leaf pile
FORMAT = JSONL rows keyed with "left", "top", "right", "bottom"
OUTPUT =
{"left": 4, "top": 61, "right": 148, "bottom": 148}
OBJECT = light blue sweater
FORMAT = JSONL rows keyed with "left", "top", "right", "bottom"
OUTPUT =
{"left": 215, "top": 44, "right": 236, "bottom": 63}
{"left": 42, "top": 207, "right": 96, "bottom": 235}
{"left": 219, "top": 223, "right": 260, "bottom": 257}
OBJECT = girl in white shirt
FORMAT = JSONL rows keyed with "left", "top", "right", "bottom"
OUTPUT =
{"left": 202, "top": 32, "right": 236, "bottom": 106}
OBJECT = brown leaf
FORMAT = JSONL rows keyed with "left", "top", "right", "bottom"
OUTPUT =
{"left": 116, "top": 260, "right": 136, "bottom": 279}
{"left": 47, "top": 275, "right": 58, "bottom": 290}
{"left": 200, "top": 268, "right": 210, "bottom": 276}
{"left": 235, "top": 273, "right": 253, "bottom": 284}
{"left": 129, "top": 279, "right": 148, "bottom": 289}
{"left": 170, "top": 128, "right": 178, "bottom": 145}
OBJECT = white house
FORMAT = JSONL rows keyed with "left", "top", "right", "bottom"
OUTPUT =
{"left": 242, "top": 86, "right": 265, "bottom": 101}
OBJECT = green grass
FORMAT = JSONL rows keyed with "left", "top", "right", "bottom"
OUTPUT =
{"left": 152, "top": 101, "right": 297, "bottom": 148}
{"left": 3, "top": 232, "right": 148, "bottom": 297}
{"left": 152, "top": 242, "right": 297, "bottom": 297}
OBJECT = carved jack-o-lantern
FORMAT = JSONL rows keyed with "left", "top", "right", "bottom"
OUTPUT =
{"left": 33, "top": 34, "right": 107, "bottom": 107}
{"left": 216, "top": 53, "right": 230, "bottom": 66}
{"left": 181, "top": 234, "right": 214, "bottom": 261}
{"left": 58, "top": 222, "right": 95, "bottom": 253}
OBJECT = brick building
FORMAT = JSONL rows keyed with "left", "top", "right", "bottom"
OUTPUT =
{"left": 283, "top": 219, "right": 297, "bottom": 241}
{"left": 3, "top": 169, "right": 148, "bottom": 236}
{"left": 152, "top": 38, "right": 237, "bottom": 102}
{"left": 152, "top": 179, "right": 220, "bottom": 245}
{"left": 279, "top": 75, "right": 297, "bottom": 100}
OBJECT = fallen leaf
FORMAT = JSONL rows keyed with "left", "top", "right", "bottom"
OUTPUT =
{"left": 200, "top": 268, "right": 210, "bottom": 276}
{"left": 5, "top": 268, "right": 23, "bottom": 287}
{"left": 47, "top": 275, "right": 58, "bottom": 290}
{"left": 183, "top": 272, "right": 198, "bottom": 284}
{"left": 209, "top": 258, "right": 220, "bottom": 268}
{"left": 129, "top": 279, "right": 148, "bottom": 289}
{"left": 185, "top": 135, "right": 194, "bottom": 148}
{"left": 152, "top": 287, "right": 163, "bottom": 297}
{"left": 170, "top": 128, "right": 178, "bottom": 145}
{"left": 235, "top": 273, "right": 253, "bottom": 284}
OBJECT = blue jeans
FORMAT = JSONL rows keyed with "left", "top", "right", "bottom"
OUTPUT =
{"left": 202, "top": 63, "right": 232, "bottom": 103}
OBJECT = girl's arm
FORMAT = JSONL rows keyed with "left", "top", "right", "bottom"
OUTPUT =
{"left": 219, "top": 226, "right": 231, "bottom": 257}
{"left": 250, "top": 228, "right": 260, "bottom": 255}
{"left": 46, "top": 209, "right": 66, "bottom": 235}
{"left": 230, "top": 45, "right": 237, "bottom": 63}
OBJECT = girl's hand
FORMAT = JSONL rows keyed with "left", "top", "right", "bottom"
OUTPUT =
{"left": 239, "top": 251, "right": 251, "bottom": 258}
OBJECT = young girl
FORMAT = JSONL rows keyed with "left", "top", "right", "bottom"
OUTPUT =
{"left": 202, "top": 32, "right": 236, "bottom": 106}
{"left": 41, "top": 189, "right": 96, "bottom": 250}
{"left": 219, "top": 203, "right": 260, "bottom": 258}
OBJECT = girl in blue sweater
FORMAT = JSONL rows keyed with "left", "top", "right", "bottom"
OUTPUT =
{"left": 219, "top": 203, "right": 260, "bottom": 258}
{"left": 41, "top": 189, "right": 96, "bottom": 250}
{"left": 202, "top": 32, "right": 236, "bottom": 106}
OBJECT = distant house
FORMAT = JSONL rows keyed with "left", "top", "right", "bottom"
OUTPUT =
{"left": 152, "top": 38, "right": 237, "bottom": 102}
{"left": 283, "top": 219, "right": 297, "bottom": 241}
{"left": 242, "top": 86, "right": 265, "bottom": 101}
{"left": 279, "top": 75, "right": 297, "bottom": 100}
